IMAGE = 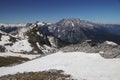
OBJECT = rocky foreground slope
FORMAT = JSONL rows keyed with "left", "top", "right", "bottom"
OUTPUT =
{"left": 60, "top": 40, "right": 120, "bottom": 58}
{"left": 0, "top": 23, "right": 56, "bottom": 54}
{"left": 0, "top": 52, "right": 120, "bottom": 80}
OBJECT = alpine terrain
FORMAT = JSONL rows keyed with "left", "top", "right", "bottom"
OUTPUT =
{"left": 0, "top": 18, "right": 120, "bottom": 80}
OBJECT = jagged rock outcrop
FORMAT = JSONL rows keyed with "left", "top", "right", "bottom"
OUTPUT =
{"left": 0, "top": 23, "right": 55, "bottom": 54}
{"left": 0, "top": 30, "right": 17, "bottom": 45}
{"left": 0, "top": 30, "right": 17, "bottom": 52}
{"left": 25, "top": 24, "right": 51, "bottom": 54}
{"left": 60, "top": 40, "right": 120, "bottom": 58}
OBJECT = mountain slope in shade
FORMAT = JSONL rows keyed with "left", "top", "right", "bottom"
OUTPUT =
{"left": 48, "top": 18, "right": 120, "bottom": 44}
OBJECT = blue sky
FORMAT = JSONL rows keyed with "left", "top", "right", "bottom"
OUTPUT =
{"left": 0, "top": 0, "right": 120, "bottom": 24}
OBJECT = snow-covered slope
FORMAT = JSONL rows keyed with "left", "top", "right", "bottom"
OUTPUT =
{"left": 0, "top": 34, "right": 10, "bottom": 46}
{"left": 0, "top": 31, "right": 33, "bottom": 53}
{"left": 0, "top": 51, "right": 120, "bottom": 80}
{"left": 105, "top": 41, "right": 118, "bottom": 46}
{"left": 0, "top": 30, "right": 18, "bottom": 52}
{"left": 0, "top": 22, "right": 56, "bottom": 54}
{"left": 10, "top": 39, "right": 33, "bottom": 52}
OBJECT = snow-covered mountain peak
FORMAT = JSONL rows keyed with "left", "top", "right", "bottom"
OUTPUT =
{"left": 35, "top": 21, "right": 46, "bottom": 26}
{"left": 105, "top": 41, "right": 118, "bottom": 46}
{"left": 48, "top": 18, "right": 97, "bottom": 43}
{"left": 57, "top": 18, "right": 80, "bottom": 26}
{"left": 57, "top": 18, "right": 94, "bottom": 29}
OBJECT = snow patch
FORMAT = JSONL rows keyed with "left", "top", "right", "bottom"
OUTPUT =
{"left": 36, "top": 32, "right": 40, "bottom": 36}
{"left": 105, "top": 41, "right": 118, "bottom": 46}
{"left": 0, "top": 51, "right": 120, "bottom": 80}
{"left": 71, "top": 22, "right": 74, "bottom": 27}
{"left": 0, "top": 35, "right": 10, "bottom": 45}
{"left": 37, "top": 22, "right": 45, "bottom": 26}
{"left": 10, "top": 40, "right": 33, "bottom": 52}
{"left": 36, "top": 42, "right": 41, "bottom": 49}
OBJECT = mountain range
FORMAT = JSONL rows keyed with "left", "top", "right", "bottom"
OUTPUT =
{"left": 1, "top": 18, "right": 120, "bottom": 80}
{"left": 1, "top": 18, "right": 120, "bottom": 43}
{"left": 0, "top": 18, "right": 120, "bottom": 58}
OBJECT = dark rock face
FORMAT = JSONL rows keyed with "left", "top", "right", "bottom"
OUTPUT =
{"left": 38, "top": 25, "right": 52, "bottom": 36}
{"left": 0, "top": 45, "right": 6, "bottom": 52}
{"left": 0, "top": 33, "right": 2, "bottom": 41}
{"left": 52, "top": 38, "right": 71, "bottom": 48}
{"left": 25, "top": 25, "right": 51, "bottom": 54}
{"left": 9, "top": 36, "right": 17, "bottom": 43}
